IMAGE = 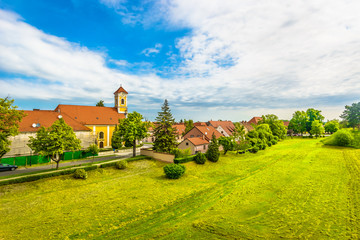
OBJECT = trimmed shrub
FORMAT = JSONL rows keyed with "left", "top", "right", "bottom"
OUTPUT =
{"left": 174, "top": 155, "right": 196, "bottom": 164}
{"left": 73, "top": 169, "right": 88, "bottom": 179}
{"left": 271, "top": 139, "right": 277, "bottom": 145}
{"left": 164, "top": 164, "right": 186, "bottom": 179}
{"left": 206, "top": 134, "right": 220, "bottom": 162}
{"left": 171, "top": 148, "right": 191, "bottom": 158}
{"left": 248, "top": 146, "right": 259, "bottom": 153}
{"left": 267, "top": 141, "right": 272, "bottom": 147}
{"left": 333, "top": 129, "right": 353, "bottom": 146}
{"left": 194, "top": 152, "right": 206, "bottom": 164}
{"left": 116, "top": 160, "right": 128, "bottom": 169}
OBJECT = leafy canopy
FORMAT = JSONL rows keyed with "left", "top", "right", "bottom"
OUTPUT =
{"left": 310, "top": 120, "right": 325, "bottom": 138}
{"left": 258, "top": 114, "right": 287, "bottom": 139}
{"left": 0, "top": 97, "right": 25, "bottom": 158}
{"left": 340, "top": 102, "right": 360, "bottom": 129}
{"left": 324, "top": 120, "right": 339, "bottom": 134}
{"left": 288, "top": 111, "right": 307, "bottom": 135}
{"left": 27, "top": 118, "right": 81, "bottom": 169}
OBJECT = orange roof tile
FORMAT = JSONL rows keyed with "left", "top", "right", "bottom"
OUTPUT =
{"left": 194, "top": 122, "right": 207, "bottom": 126}
{"left": 195, "top": 125, "right": 223, "bottom": 139}
{"left": 208, "top": 120, "right": 235, "bottom": 136}
{"left": 113, "top": 86, "right": 128, "bottom": 94}
{"left": 173, "top": 124, "right": 186, "bottom": 136}
{"left": 19, "top": 110, "right": 90, "bottom": 132}
{"left": 187, "top": 137, "right": 209, "bottom": 146}
{"left": 283, "top": 121, "right": 290, "bottom": 127}
{"left": 248, "top": 117, "right": 262, "bottom": 125}
{"left": 55, "top": 105, "right": 125, "bottom": 125}
{"left": 240, "top": 121, "right": 254, "bottom": 131}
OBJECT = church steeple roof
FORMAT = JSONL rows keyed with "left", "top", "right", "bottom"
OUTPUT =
{"left": 114, "top": 85, "right": 128, "bottom": 94}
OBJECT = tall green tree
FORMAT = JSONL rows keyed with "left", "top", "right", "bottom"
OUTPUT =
{"left": 206, "top": 134, "right": 220, "bottom": 162}
{"left": 310, "top": 120, "right": 325, "bottom": 138}
{"left": 113, "top": 112, "right": 148, "bottom": 157}
{"left": 153, "top": 99, "right": 177, "bottom": 153}
{"left": 233, "top": 122, "right": 246, "bottom": 141}
{"left": 218, "top": 136, "right": 236, "bottom": 155}
{"left": 258, "top": 114, "right": 287, "bottom": 139}
{"left": 340, "top": 102, "right": 360, "bottom": 129}
{"left": 0, "top": 97, "right": 25, "bottom": 159}
{"left": 28, "top": 118, "right": 81, "bottom": 169}
{"left": 111, "top": 124, "right": 123, "bottom": 149}
{"left": 183, "top": 119, "right": 194, "bottom": 136}
{"left": 96, "top": 100, "right": 104, "bottom": 107}
{"left": 306, "top": 108, "right": 324, "bottom": 134}
{"left": 288, "top": 111, "right": 307, "bottom": 135}
{"left": 324, "top": 120, "right": 339, "bottom": 134}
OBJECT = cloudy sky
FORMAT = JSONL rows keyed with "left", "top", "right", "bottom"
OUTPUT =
{"left": 0, "top": 0, "right": 359, "bottom": 121}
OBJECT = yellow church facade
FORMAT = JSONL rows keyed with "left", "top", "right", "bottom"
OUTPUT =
{"left": 55, "top": 86, "right": 128, "bottom": 148}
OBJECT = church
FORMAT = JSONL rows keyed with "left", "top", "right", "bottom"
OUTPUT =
{"left": 4, "top": 86, "right": 129, "bottom": 157}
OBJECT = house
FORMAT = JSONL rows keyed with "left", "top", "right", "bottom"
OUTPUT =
{"left": 207, "top": 120, "right": 235, "bottom": 137}
{"left": 183, "top": 125, "right": 223, "bottom": 141}
{"left": 177, "top": 137, "right": 209, "bottom": 155}
{"left": 173, "top": 123, "right": 186, "bottom": 142}
{"left": 240, "top": 121, "right": 254, "bottom": 133}
{"left": 248, "top": 117, "right": 262, "bottom": 125}
{"left": 283, "top": 121, "right": 290, "bottom": 127}
{"left": 4, "top": 110, "right": 93, "bottom": 157}
{"left": 54, "top": 85, "right": 128, "bottom": 148}
{"left": 193, "top": 121, "right": 207, "bottom": 126}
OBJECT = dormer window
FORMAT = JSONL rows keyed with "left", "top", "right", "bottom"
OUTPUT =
{"left": 121, "top": 99, "right": 125, "bottom": 105}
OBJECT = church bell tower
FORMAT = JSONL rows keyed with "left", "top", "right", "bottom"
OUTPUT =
{"left": 114, "top": 85, "right": 128, "bottom": 114}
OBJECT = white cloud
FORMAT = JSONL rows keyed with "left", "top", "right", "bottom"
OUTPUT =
{"left": 141, "top": 43, "right": 162, "bottom": 57}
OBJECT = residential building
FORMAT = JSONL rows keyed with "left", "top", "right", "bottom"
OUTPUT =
{"left": 178, "top": 137, "right": 209, "bottom": 155}
{"left": 207, "top": 120, "right": 235, "bottom": 137}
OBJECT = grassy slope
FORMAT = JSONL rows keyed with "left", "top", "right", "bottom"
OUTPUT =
{"left": 0, "top": 138, "right": 359, "bottom": 239}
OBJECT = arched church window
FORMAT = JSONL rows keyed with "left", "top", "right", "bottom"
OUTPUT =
{"left": 121, "top": 99, "right": 125, "bottom": 105}
{"left": 99, "top": 132, "right": 104, "bottom": 139}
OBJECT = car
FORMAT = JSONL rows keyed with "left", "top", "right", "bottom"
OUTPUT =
{"left": 0, "top": 163, "right": 18, "bottom": 171}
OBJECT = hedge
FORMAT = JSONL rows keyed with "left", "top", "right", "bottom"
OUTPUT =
{"left": 174, "top": 155, "right": 196, "bottom": 164}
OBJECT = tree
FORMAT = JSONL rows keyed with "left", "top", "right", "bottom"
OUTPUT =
{"left": 340, "top": 102, "right": 360, "bottom": 129}
{"left": 218, "top": 136, "right": 235, "bottom": 155}
{"left": 310, "top": 120, "right": 325, "bottom": 138}
{"left": 153, "top": 99, "right": 177, "bottom": 153}
{"left": 233, "top": 122, "right": 246, "bottom": 141}
{"left": 113, "top": 112, "right": 148, "bottom": 157}
{"left": 96, "top": 100, "right": 104, "bottom": 107}
{"left": 0, "top": 97, "right": 25, "bottom": 159}
{"left": 324, "top": 120, "right": 339, "bottom": 134}
{"left": 258, "top": 114, "right": 287, "bottom": 139}
{"left": 111, "top": 124, "right": 123, "bottom": 149}
{"left": 288, "top": 111, "right": 307, "bottom": 135}
{"left": 183, "top": 119, "right": 194, "bottom": 136}
{"left": 28, "top": 118, "right": 81, "bottom": 169}
{"left": 206, "top": 134, "right": 220, "bottom": 162}
{"left": 87, "top": 144, "right": 99, "bottom": 162}
{"left": 306, "top": 108, "right": 324, "bottom": 134}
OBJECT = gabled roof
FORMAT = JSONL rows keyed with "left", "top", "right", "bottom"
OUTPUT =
{"left": 283, "top": 121, "right": 290, "bottom": 127}
{"left": 19, "top": 110, "right": 90, "bottom": 132}
{"left": 195, "top": 125, "right": 223, "bottom": 139}
{"left": 248, "top": 117, "right": 262, "bottom": 125}
{"left": 55, "top": 105, "right": 125, "bottom": 125}
{"left": 208, "top": 120, "right": 235, "bottom": 136}
{"left": 194, "top": 122, "right": 207, "bottom": 126}
{"left": 240, "top": 121, "right": 254, "bottom": 132}
{"left": 187, "top": 137, "right": 209, "bottom": 146}
{"left": 114, "top": 86, "right": 128, "bottom": 94}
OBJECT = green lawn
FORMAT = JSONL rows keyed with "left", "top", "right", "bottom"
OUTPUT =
{"left": 1, "top": 138, "right": 359, "bottom": 239}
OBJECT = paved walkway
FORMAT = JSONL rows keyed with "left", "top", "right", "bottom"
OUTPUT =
{"left": 0, "top": 150, "right": 139, "bottom": 177}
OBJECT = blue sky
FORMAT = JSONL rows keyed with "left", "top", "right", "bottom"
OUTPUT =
{"left": 1, "top": 0, "right": 360, "bottom": 121}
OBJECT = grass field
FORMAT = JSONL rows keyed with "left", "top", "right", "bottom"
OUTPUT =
{"left": 1, "top": 138, "right": 359, "bottom": 239}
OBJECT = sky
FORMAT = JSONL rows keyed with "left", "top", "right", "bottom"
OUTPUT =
{"left": 0, "top": 0, "right": 359, "bottom": 122}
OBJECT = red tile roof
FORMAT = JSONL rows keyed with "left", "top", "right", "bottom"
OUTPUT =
{"left": 240, "top": 121, "right": 254, "bottom": 131}
{"left": 194, "top": 122, "right": 207, "bottom": 126}
{"left": 173, "top": 124, "right": 186, "bottom": 136}
{"left": 283, "top": 121, "right": 290, "bottom": 127}
{"left": 187, "top": 137, "right": 209, "bottom": 146}
{"left": 195, "top": 125, "right": 223, "bottom": 140}
{"left": 55, "top": 105, "right": 125, "bottom": 125}
{"left": 248, "top": 117, "right": 262, "bottom": 125}
{"left": 113, "top": 86, "right": 128, "bottom": 94}
{"left": 208, "top": 120, "right": 235, "bottom": 136}
{"left": 19, "top": 110, "right": 90, "bottom": 132}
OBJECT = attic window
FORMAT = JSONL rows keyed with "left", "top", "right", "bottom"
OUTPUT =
{"left": 186, "top": 142, "right": 189, "bottom": 146}
{"left": 96, "top": 117, "right": 99, "bottom": 119}
{"left": 75, "top": 117, "right": 77, "bottom": 119}
{"left": 110, "top": 118, "right": 112, "bottom": 120}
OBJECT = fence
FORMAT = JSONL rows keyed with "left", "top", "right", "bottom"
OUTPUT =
{"left": 0, "top": 151, "right": 96, "bottom": 167}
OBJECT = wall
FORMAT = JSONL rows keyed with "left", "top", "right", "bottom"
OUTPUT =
{"left": 178, "top": 139, "right": 195, "bottom": 154}
{"left": 87, "top": 125, "right": 116, "bottom": 148}
{"left": 140, "top": 149, "right": 174, "bottom": 163}
{"left": 4, "top": 131, "right": 93, "bottom": 158}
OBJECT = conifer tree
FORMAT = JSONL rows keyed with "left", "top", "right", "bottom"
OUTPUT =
{"left": 206, "top": 133, "right": 220, "bottom": 162}
{"left": 153, "top": 99, "right": 177, "bottom": 153}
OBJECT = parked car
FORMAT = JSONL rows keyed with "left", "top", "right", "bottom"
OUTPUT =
{"left": 0, "top": 163, "right": 18, "bottom": 171}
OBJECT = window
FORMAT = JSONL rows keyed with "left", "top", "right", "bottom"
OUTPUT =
{"left": 121, "top": 99, "right": 125, "bottom": 105}
{"left": 190, "top": 135, "right": 194, "bottom": 138}
{"left": 99, "top": 132, "right": 104, "bottom": 139}
{"left": 197, "top": 135, "right": 201, "bottom": 137}
{"left": 204, "top": 145, "right": 206, "bottom": 150}
{"left": 186, "top": 142, "right": 189, "bottom": 146}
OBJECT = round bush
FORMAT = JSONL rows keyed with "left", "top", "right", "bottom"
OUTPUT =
{"left": 164, "top": 164, "right": 186, "bottom": 179}
{"left": 116, "top": 160, "right": 128, "bottom": 169}
{"left": 73, "top": 169, "right": 87, "bottom": 179}
{"left": 267, "top": 141, "right": 272, "bottom": 147}
{"left": 249, "top": 146, "right": 259, "bottom": 153}
{"left": 194, "top": 152, "right": 206, "bottom": 164}
{"left": 271, "top": 139, "right": 277, "bottom": 145}
{"left": 334, "top": 130, "right": 353, "bottom": 146}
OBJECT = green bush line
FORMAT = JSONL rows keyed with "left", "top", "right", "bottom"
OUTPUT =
{"left": 174, "top": 155, "right": 196, "bottom": 164}
{"left": 0, "top": 155, "right": 152, "bottom": 186}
